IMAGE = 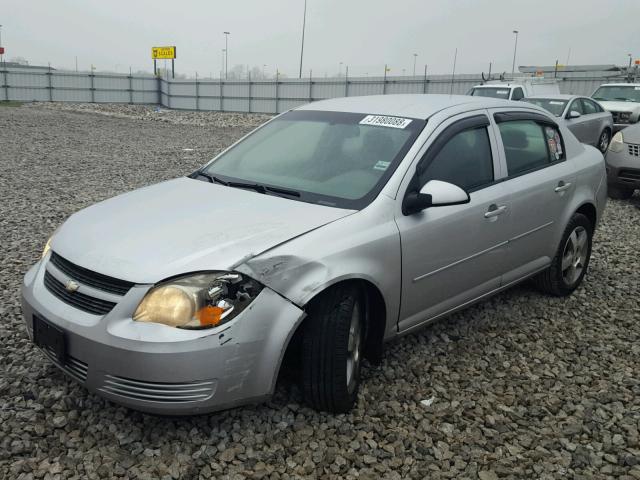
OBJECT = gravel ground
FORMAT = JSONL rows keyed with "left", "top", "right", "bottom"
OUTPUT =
{"left": 1, "top": 102, "right": 639, "bottom": 480}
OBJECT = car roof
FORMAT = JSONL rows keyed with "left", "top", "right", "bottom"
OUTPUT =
{"left": 525, "top": 94, "right": 577, "bottom": 101}
{"left": 294, "top": 94, "right": 526, "bottom": 120}
{"left": 598, "top": 83, "right": 640, "bottom": 87}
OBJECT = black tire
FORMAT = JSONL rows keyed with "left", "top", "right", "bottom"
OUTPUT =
{"left": 608, "top": 184, "right": 634, "bottom": 200}
{"left": 598, "top": 129, "right": 611, "bottom": 154}
{"left": 302, "top": 284, "right": 365, "bottom": 413}
{"left": 533, "top": 213, "right": 593, "bottom": 297}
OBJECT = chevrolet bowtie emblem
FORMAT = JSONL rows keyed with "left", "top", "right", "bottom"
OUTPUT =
{"left": 65, "top": 280, "right": 80, "bottom": 293}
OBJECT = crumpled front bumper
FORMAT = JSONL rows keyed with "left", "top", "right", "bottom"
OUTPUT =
{"left": 21, "top": 259, "right": 305, "bottom": 415}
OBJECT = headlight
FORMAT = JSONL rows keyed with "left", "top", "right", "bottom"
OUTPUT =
{"left": 42, "top": 237, "right": 53, "bottom": 258}
{"left": 619, "top": 112, "right": 632, "bottom": 123}
{"left": 133, "top": 272, "right": 262, "bottom": 329}
{"left": 609, "top": 131, "right": 624, "bottom": 153}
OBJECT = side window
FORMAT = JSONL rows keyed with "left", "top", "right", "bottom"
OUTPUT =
{"left": 568, "top": 99, "right": 584, "bottom": 115}
{"left": 511, "top": 88, "right": 525, "bottom": 101}
{"left": 498, "top": 120, "right": 564, "bottom": 176}
{"left": 419, "top": 127, "right": 494, "bottom": 191}
{"left": 581, "top": 98, "right": 598, "bottom": 115}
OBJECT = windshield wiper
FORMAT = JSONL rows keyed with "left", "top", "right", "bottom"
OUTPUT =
{"left": 197, "top": 171, "right": 229, "bottom": 186}
{"left": 592, "top": 97, "right": 605, "bottom": 100}
{"left": 226, "top": 180, "right": 301, "bottom": 198}
{"left": 614, "top": 97, "right": 633, "bottom": 101}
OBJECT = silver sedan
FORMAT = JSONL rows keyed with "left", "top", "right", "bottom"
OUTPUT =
{"left": 22, "top": 95, "right": 607, "bottom": 415}
{"left": 524, "top": 95, "right": 613, "bottom": 154}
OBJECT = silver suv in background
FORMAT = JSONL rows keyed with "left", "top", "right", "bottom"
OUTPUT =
{"left": 592, "top": 83, "right": 640, "bottom": 130}
{"left": 22, "top": 95, "right": 607, "bottom": 415}
{"left": 607, "top": 122, "right": 640, "bottom": 199}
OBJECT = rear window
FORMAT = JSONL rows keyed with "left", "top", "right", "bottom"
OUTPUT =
{"left": 523, "top": 98, "right": 567, "bottom": 117}
{"left": 470, "top": 87, "right": 511, "bottom": 99}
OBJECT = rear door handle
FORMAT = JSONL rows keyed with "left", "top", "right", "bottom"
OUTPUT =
{"left": 484, "top": 204, "right": 507, "bottom": 218}
{"left": 555, "top": 181, "right": 572, "bottom": 193}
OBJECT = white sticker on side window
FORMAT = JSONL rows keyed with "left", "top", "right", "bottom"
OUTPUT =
{"left": 635, "top": 87, "right": 640, "bottom": 90}
{"left": 360, "top": 115, "right": 412, "bottom": 129}
{"left": 549, "top": 101, "right": 564, "bottom": 105}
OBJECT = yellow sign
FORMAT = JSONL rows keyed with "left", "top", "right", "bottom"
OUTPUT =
{"left": 151, "top": 46, "right": 176, "bottom": 60}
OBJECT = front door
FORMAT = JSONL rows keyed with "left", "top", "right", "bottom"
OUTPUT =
{"left": 396, "top": 113, "right": 512, "bottom": 332}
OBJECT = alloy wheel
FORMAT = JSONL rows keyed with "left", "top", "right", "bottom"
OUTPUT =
{"left": 561, "top": 226, "right": 588, "bottom": 285}
{"left": 599, "top": 131, "right": 610, "bottom": 153}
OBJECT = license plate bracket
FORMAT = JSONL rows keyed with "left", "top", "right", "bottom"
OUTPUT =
{"left": 33, "top": 315, "right": 66, "bottom": 363}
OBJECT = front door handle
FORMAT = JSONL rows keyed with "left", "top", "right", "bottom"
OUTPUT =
{"left": 555, "top": 181, "right": 572, "bottom": 193}
{"left": 484, "top": 204, "right": 507, "bottom": 218}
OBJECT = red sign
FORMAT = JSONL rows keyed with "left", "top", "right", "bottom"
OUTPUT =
{"left": 0, "top": 47, "right": 4, "bottom": 55}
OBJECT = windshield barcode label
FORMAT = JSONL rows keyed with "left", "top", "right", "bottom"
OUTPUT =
{"left": 360, "top": 115, "right": 412, "bottom": 129}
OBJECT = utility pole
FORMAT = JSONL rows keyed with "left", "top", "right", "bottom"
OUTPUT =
{"left": 0, "top": 25, "right": 3, "bottom": 66}
{"left": 413, "top": 53, "right": 418, "bottom": 77}
{"left": 223, "top": 31, "right": 230, "bottom": 79}
{"left": 75, "top": 56, "right": 78, "bottom": 72}
{"left": 299, "top": 0, "right": 307, "bottom": 78}
{"left": 450, "top": 48, "right": 457, "bottom": 95}
{"left": 511, "top": 30, "right": 519, "bottom": 75}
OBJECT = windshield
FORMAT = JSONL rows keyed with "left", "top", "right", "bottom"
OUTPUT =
{"left": 200, "top": 110, "right": 425, "bottom": 209}
{"left": 523, "top": 98, "right": 567, "bottom": 117}
{"left": 470, "top": 87, "right": 511, "bottom": 99}
{"left": 592, "top": 85, "right": 640, "bottom": 103}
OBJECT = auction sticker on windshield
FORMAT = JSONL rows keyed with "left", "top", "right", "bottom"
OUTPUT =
{"left": 360, "top": 115, "right": 412, "bottom": 129}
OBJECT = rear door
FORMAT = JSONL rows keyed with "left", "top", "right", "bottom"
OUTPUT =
{"left": 491, "top": 110, "right": 577, "bottom": 284}
{"left": 396, "top": 112, "right": 511, "bottom": 332}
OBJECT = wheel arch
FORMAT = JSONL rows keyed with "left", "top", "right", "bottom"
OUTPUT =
{"left": 575, "top": 201, "right": 597, "bottom": 230}
{"left": 278, "top": 278, "right": 387, "bottom": 380}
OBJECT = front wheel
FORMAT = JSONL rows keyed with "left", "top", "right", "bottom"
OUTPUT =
{"left": 533, "top": 213, "right": 593, "bottom": 296}
{"left": 598, "top": 129, "right": 611, "bottom": 154}
{"left": 301, "top": 285, "right": 365, "bottom": 413}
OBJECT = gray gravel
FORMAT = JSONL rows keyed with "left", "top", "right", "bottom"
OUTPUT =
{"left": 1, "top": 102, "right": 639, "bottom": 480}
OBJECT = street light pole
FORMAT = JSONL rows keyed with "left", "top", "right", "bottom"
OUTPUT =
{"left": 221, "top": 49, "right": 225, "bottom": 78}
{"left": 0, "top": 25, "right": 3, "bottom": 66}
{"left": 339, "top": 62, "right": 343, "bottom": 77}
{"left": 223, "top": 31, "right": 230, "bottom": 79}
{"left": 511, "top": 30, "right": 519, "bottom": 76}
{"left": 628, "top": 53, "right": 633, "bottom": 69}
{"left": 298, "top": 0, "right": 307, "bottom": 79}
{"left": 263, "top": 64, "right": 267, "bottom": 78}
{"left": 413, "top": 53, "right": 418, "bottom": 77}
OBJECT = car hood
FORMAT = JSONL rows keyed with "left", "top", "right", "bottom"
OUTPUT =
{"left": 620, "top": 123, "right": 640, "bottom": 143}
{"left": 51, "top": 177, "right": 354, "bottom": 284}
{"left": 598, "top": 100, "right": 640, "bottom": 113}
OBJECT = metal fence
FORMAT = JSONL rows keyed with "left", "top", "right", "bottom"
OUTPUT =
{"left": 0, "top": 66, "right": 627, "bottom": 114}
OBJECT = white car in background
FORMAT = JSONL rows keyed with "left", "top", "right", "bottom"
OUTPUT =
{"left": 524, "top": 95, "right": 613, "bottom": 154}
{"left": 592, "top": 83, "right": 640, "bottom": 130}
{"left": 468, "top": 78, "right": 561, "bottom": 101}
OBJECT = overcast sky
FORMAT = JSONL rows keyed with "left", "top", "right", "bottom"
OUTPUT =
{"left": 3, "top": 0, "right": 640, "bottom": 78}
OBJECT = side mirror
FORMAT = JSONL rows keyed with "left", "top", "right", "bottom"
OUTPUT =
{"left": 403, "top": 180, "right": 470, "bottom": 215}
{"left": 568, "top": 110, "right": 581, "bottom": 119}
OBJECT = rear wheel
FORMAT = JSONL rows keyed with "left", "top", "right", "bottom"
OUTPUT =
{"left": 302, "top": 285, "right": 365, "bottom": 413}
{"left": 533, "top": 213, "right": 593, "bottom": 296}
{"left": 608, "top": 184, "right": 634, "bottom": 200}
{"left": 598, "top": 129, "right": 611, "bottom": 154}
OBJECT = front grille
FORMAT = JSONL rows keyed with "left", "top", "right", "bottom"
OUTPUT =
{"left": 628, "top": 144, "right": 640, "bottom": 157}
{"left": 50, "top": 252, "right": 134, "bottom": 296}
{"left": 611, "top": 111, "right": 629, "bottom": 124}
{"left": 44, "top": 270, "right": 116, "bottom": 315}
{"left": 99, "top": 375, "right": 216, "bottom": 403}
{"left": 619, "top": 169, "right": 640, "bottom": 182}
